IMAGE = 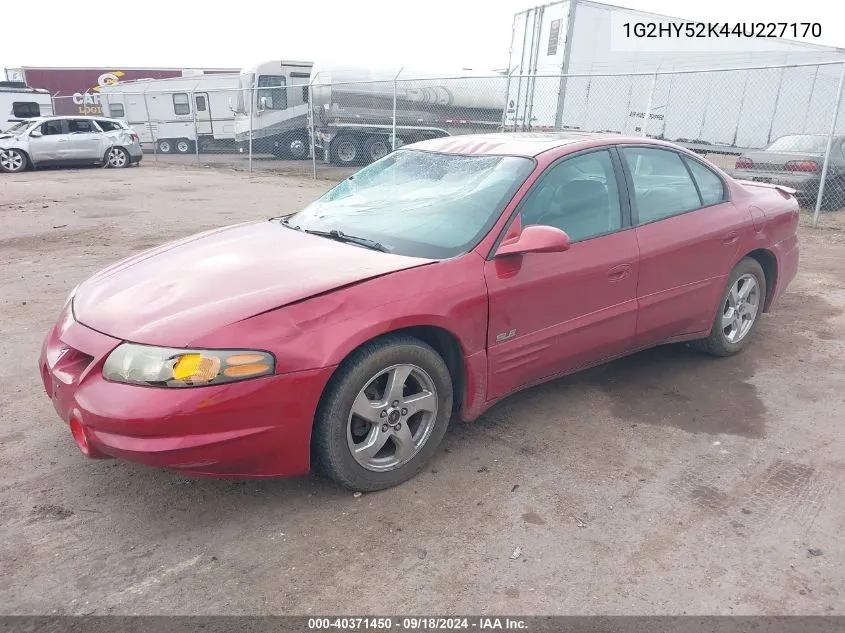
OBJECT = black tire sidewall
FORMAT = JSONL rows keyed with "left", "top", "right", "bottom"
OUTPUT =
{"left": 314, "top": 338, "right": 453, "bottom": 491}
{"left": 331, "top": 135, "right": 360, "bottom": 165}
{"left": 711, "top": 258, "right": 767, "bottom": 355}
{"left": 364, "top": 137, "right": 390, "bottom": 163}
{"left": 287, "top": 133, "right": 308, "bottom": 160}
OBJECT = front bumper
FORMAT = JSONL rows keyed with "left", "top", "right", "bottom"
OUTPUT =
{"left": 39, "top": 304, "right": 334, "bottom": 478}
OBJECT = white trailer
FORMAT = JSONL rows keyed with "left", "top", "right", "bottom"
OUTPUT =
{"left": 506, "top": 0, "right": 845, "bottom": 151}
{"left": 0, "top": 82, "right": 53, "bottom": 132}
{"left": 98, "top": 73, "right": 239, "bottom": 154}
{"left": 232, "top": 60, "right": 508, "bottom": 165}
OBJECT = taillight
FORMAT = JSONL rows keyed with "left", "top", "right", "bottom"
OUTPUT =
{"left": 784, "top": 160, "right": 818, "bottom": 172}
{"left": 735, "top": 157, "right": 753, "bottom": 169}
{"left": 130, "top": 132, "right": 139, "bottom": 143}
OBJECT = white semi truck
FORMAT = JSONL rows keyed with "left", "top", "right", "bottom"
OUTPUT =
{"left": 233, "top": 60, "right": 507, "bottom": 165}
{"left": 98, "top": 73, "right": 239, "bottom": 154}
{"left": 506, "top": 0, "right": 845, "bottom": 151}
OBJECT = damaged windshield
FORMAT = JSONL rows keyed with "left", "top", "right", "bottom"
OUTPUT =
{"left": 285, "top": 149, "right": 534, "bottom": 259}
{"left": 3, "top": 120, "right": 35, "bottom": 134}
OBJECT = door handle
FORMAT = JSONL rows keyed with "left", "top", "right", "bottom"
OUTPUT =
{"left": 722, "top": 231, "right": 739, "bottom": 245}
{"left": 607, "top": 263, "right": 632, "bottom": 281}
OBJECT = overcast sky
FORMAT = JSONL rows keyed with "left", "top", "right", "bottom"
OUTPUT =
{"left": 2, "top": 0, "right": 842, "bottom": 73}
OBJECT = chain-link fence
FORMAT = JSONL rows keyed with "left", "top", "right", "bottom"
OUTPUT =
{"left": 50, "top": 61, "right": 845, "bottom": 226}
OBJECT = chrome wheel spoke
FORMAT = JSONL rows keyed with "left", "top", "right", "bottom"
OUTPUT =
{"left": 403, "top": 390, "right": 436, "bottom": 417}
{"left": 384, "top": 365, "right": 412, "bottom": 405}
{"left": 722, "top": 305, "right": 737, "bottom": 329}
{"left": 391, "top": 423, "right": 416, "bottom": 461}
{"left": 353, "top": 425, "right": 390, "bottom": 461}
{"left": 351, "top": 391, "right": 382, "bottom": 423}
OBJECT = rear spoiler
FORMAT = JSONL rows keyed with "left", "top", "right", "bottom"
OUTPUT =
{"left": 735, "top": 179, "right": 797, "bottom": 198}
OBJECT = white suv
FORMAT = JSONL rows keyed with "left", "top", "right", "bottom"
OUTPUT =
{"left": 0, "top": 116, "right": 143, "bottom": 173}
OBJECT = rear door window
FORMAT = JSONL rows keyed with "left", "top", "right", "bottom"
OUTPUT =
{"left": 621, "top": 147, "right": 702, "bottom": 224}
{"left": 683, "top": 157, "right": 727, "bottom": 206}
{"left": 68, "top": 119, "right": 96, "bottom": 133}
{"left": 96, "top": 120, "right": 123, "bottom": 132}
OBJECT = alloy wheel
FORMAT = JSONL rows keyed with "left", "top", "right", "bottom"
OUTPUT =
{"left": 346, "top": 363, "right": 438, "bottom": 472}
{"left": 0, "top": 149, "right": 25, "bottom": 172}
{"left": 722, "top": 273, "right": 760, "bottom": 344}
{"left": 107, "top": 148, "right": 127, "bottom": 168}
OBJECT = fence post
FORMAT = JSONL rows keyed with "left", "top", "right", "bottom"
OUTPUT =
{"left": 248, "top": 84, "right": 254, "bottom": 175}
{"left": 641, "top": 72, "right": 657, "bottom": 138}
{"left": 143, "top": 92, "right": 157, "bottom": 165}
{"left": 813, "top": 62, "right": 845, "bottom": 228}
{"left": 190, "top": 86, "right": 200, "bottom": 166}
{"left": 309, "top": 73, "right": 318, "bottom": 180}
{"left": 392, "top": 67, "right": 403, "bottom": 151}
{"left": 501, "top": 67, "right": 515, "bottom": 132}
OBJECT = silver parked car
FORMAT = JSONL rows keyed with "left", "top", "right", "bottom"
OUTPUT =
{"left": 0, "top": 116, "right": 143, "bottom": 173}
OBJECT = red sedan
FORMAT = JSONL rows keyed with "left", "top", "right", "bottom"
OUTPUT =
{"left": 40, "top": 133, "right": 799, "bottom": 491}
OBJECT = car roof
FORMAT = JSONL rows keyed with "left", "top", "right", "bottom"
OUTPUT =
{"left": 407, "top": 132, "right": 679, "bottom": 157}
{"left": 29, "top": 115, "right": 123, "bottom": 123}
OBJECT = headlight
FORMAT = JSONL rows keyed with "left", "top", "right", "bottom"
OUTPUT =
{"left": 102, "top": 343, "right": 275, "bottom": 388}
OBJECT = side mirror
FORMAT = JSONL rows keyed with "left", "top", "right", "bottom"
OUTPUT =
{"left": 30, "top": 129, "right": 43, "bottom": 138}
{"left": 495, "top": 224, "right": 571, "bottom": 257}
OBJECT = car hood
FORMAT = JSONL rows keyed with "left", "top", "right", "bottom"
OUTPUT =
{"left": 73, "top": 220, "right": 434, "bottom": 346}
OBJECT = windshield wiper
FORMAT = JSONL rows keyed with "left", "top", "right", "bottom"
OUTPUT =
{"left": 278, "top": 218, "right": 389, "bottom": 252}
{"left": 307, "top": 228, "right": 390, "bottom": 252}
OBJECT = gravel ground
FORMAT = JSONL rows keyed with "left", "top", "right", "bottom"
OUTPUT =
{"left": 1, "top": 161, "right": 844, "bottom": 616}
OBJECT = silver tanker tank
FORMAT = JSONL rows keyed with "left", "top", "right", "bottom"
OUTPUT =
{"left": 310, "top": 62, "right": 507, "bottom": 125}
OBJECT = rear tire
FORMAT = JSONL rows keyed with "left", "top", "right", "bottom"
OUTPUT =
{"left": 330, "top": 135, "right": 361, "bottom": 166}
{"left": 175, "top": 139, "right": 192, "bottom": 154}
{"left": 311, "top": 335, "right": 453, "bottom": 491}
{"left": 105, "top": 147, "right": 130, "bottom": 169}
{"left": 0, "top": 148, "right": 28, "bottom": 173}
{"left": 362, "top": 136, "right": 391, "bottom": 163}
{"left": 692, "top": 257, "right": 766, "bottom": 357}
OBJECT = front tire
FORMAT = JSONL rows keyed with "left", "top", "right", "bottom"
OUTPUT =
{"left": 692, "top": 257, "right": 766, "bottom": 357}
{"left": 312, "top": 335, "right": 453, "bottom": 491}
{"left": 156, "top": 139, "right": 173, "bottom": 154}
{"left": 0, "top": 148, "right": 28, "bottom": 173}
